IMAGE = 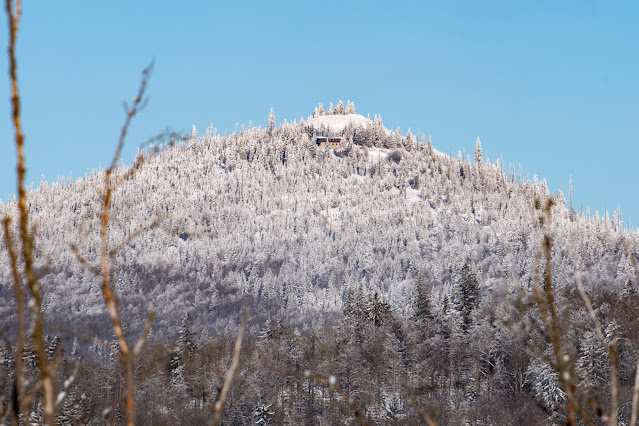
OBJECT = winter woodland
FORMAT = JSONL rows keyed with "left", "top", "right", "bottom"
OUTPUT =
{"left": 2, "top": 103, "right": 638, "bottom": 424}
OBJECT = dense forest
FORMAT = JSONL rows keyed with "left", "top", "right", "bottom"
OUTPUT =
{"left": 2, "top": 104, "right": 639, "bottom": 424}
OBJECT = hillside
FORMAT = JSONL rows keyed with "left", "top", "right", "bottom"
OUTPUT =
{"left": 1, "top": 108, "right": 636, "bottom": 340}
{"left": 3, "top": 106, "right": 639, "bottom": 424}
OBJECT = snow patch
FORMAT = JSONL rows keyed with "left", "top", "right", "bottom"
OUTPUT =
{"left": 366, "top": 147, "right": 389, "bottom": 162}
{"left": 306, "top": 114, "right": 373, "bottom": 134}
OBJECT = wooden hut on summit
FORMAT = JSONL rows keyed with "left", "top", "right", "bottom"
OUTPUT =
{"left": 315, "top": 136, "right": 342, "bottom": 149}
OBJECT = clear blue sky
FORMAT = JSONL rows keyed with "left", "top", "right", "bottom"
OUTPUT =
{"left": 2, "top": 1, "right": 638, "bottom": 227}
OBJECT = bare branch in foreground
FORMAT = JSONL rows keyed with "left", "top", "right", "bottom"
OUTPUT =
{"left": 2, "top": 218, "right": 25, "bottom": 422}
{"left": 570, "top": 235, "right": 619, "bottom": 425}
{"left": 626, "top": 240, "right": 639, "bottom": 426}
{"left": 6, "top": 0, "right": 56, "bottom": 421}
{"left": 211, "top": 311, "right": 248, "bottom": 426}
{"left": 530, "top": 198, "right": 594, "bottom": 426}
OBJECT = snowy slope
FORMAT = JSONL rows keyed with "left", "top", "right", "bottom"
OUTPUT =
{"left": 0, "top": 109, "right": 636, "bottom": 339}
{"left": 306, "top": 113, "right": 376, "bottom": 133}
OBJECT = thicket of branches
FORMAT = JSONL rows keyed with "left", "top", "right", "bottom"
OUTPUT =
{"left": 3, "top": 258, "right": 639, "bottom": 424}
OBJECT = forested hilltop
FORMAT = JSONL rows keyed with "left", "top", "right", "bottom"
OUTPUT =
{"left": 2, "top": 104, "right": 638, "bottom": 424}
{"left": 1, "top": 105, "right": 635, "bottom": 334}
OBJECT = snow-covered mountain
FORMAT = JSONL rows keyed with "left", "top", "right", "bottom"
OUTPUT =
{"left": 0, "top": 106, "right": 636, "bottom": 339}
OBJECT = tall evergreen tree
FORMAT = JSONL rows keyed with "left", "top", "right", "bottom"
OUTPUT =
{"left": 454, "top": 263, "right": 481, "bottom": 329}
{"left": 412, "top": 274, "right": 433, "bottom": 322}
{"left": 267, "top": 108, "right": 276, "bottom": 134}
{"left": 171, "top": 312, "right": 197, "bottom": 386}
{"left": 345, "top": 100, "right": 356, "bottom": 115}
{"left": 474, "top": 137, "right": 483, "bottom": 168}
{"left": 367, "top": 291, "right": 392, "bottom": 328}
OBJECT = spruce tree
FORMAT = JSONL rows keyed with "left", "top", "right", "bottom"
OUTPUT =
{"left": 454, "top": 263, "right": 481, "bottom": 329}
{"left": 267, "top": 108, "right": 276, "bottom": 134}
{"left": 474, "top": 137, "right": 483, "bottom": 168}
{"left": 345, "top": 100, "right": 356, "bottom": 115}
{"left": 367, "top": 291, "right": 392, "bottom": 328}
{"left": 171, "top": 312, "right": 197, "bottom": 387}
{"left": 412, "top": 274, "right": 433, "bottom": 322}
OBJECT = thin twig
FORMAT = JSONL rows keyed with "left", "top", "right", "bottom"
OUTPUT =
{"left": 69, "top": 243, "right": 101, "bottom": 276}
{"left": 626, "top": 240, "right": 639, "bottom": 426}
{"left": 631, "top": 358, "right": 639, "bottom": 426}
{"left": 570, "top": 234, "right": 618, "bottom": 425}
{"left": 2, "top": 218, "right": 25, "bottom": 422}
{"left": 108, "top": 217, "right": 162, "bottom": 258}
{"left": 93, "top": 63, "right": 157, "bottom": 426}
{"left": 531, "top": 198, "right": 595, "bottom": 426}
{"left": 416, "top": 407, "right": 437, "bottom": 426}
{"left": 211, "top": 311, "right": 248, "bottom": 426}
{"left": 133, "top": 307, "right": 156, "bottom": 357}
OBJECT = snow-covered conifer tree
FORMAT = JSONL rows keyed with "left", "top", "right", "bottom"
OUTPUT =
{"left": 526, "top": 358, "right": 567, "bottom": 423}
{"left": 267, "top": 108, "right": 276, "bottom": 134}
{"left": 345, "top": 100, "right": 356, "bottom": 115}
{"left": 412, "top": 274, "right": 433, "bottom": 322}
{"left": 190, "top": 124, "right": 198, "bottom": 144}
{"left": 453, "top": 263, "right": 481, "bottom": 329}
{"left": 474, "top": 137, "right": 483, "bottom": 167}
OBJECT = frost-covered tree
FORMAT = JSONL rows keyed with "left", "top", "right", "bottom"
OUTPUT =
{"left": 190, "top": 124, "right": 198, "bottom": 143}
{"left": 253, "top": 403, "right": 275, "bottom": 425}
{"left": 622, "top": 278, "right": 636, "bottom": 296}
{"left": 453, "top": 263, "right": 481, "bottom": 329}
{"left": 171, "top": 312, "right": 197, "bottom": 388}
{"left": 267, "top": 108, "right": 276, "bottom": 134}
{"left": 412, "top": 274, "right": 433, "bottom": 322}
{"left": 526, "top": 358, "right": 567, "bottom": 423}
{"left": 345, "top": 100, "right": 356, "bottom": 115}
{"left": 367, "top": 291, "right": 392, "bottom": 328}
{"left": 577, "top": 329, "right": 609, "bottom": 393}
{"left": 474, "top": 137, "right": 483, "bottom": 168}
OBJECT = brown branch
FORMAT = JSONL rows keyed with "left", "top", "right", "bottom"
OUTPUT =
{"left": 132, "top": 306, "right": 156, "bottom": 357}
{"left": 108, "top": 217, "right": 162, "bottom": 258}
{"left": 2, "top": 218, "right": 25, "bottom": 422}
{"left": 6, "top": 0, "right": 56, "bottom": 422}
{"left": 570, "top": 235, "right": 619, "bottom": 425}
{"left": 416, "top": 407, "right": 437, "bottom": 426}
{"left": 108, "top": 63, "right": 152, "bottom": 173}
{"left": 530, "top": 198, "right": 595, "bottom": 426}
{"left": 211, "top": 311, "right": 248, "bottom": 426}
{"left": 631, "top": 357, "right": 639, "bottom": 426}
{"left": 70, "top": 243, "right": 101, "bottom": 276}
{"left": 620, "top": 237, "right": 639, "bottom": 426}
{"left": 95, "top": 64, "right": 158, "bottom": 426}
